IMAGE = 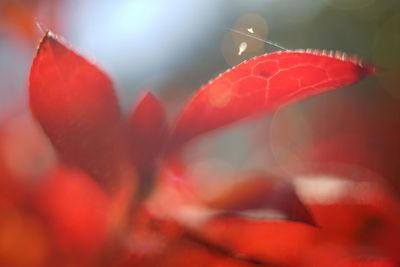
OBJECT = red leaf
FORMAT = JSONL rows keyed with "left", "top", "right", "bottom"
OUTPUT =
{"left": 34, "top": 166, "right": 109, "bottom": 257}
{"left": 0, "top": 207, "right": 50, "bottom": 267}
{"left": 169, "top": 50, "right": 375, "bottom": 149}
{"left": 145, "top": 169, "right": 316, "bottom": 266}
{"left": 192, "top": 218, "right": 317, "bottom": 266}
{"left": 296, "top": 176, "right": 400, "bottom": 261}
{"left": 113, "top": 206, "right": 275, "bottom": 267}
{"left": 142, "top": 237, "right": 274, "bottom": 267}
{"left": 29, "top": 32, "right": 133, "bottom": 189}
{"left": 129, "top": 92, "right": 169, "bottom": 172}
{"left": 205, "top": 174, "right": 315, "bottom": 225}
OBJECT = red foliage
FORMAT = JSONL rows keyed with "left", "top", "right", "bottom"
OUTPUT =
{"left": 34, "top": 167, "right": 110, "bottom": 257}
{"left": 29, "top": 33, "right": 134, "bottom": 189}
{"left": 2, "top": 31, "right": 396, "bottom": 267}
{"left": 130, "top": 92, "right": 169, "bottom": 172}
{"left": 169, "top": 50, "right": 375, "bottom": 149}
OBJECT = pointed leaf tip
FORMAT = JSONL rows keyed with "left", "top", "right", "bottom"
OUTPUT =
{"left": 130, "top": 91, "right": 169, "bottom": 172}
{"left": 360, "top": 62, "right": 377, "bottom": 76}
{"left": 29, "top": 32, "right": 128, "bottom": 188}
{"left": 36, "top": 31, "right": 61, "bottom": 55}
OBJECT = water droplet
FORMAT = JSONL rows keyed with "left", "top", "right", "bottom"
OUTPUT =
{"left": 238, "top": 41, "right": 247, "bottom": 55}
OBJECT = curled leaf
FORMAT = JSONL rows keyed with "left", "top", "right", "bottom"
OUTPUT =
{"left": 206, "top": 174, "right": 315, "bottom": 225}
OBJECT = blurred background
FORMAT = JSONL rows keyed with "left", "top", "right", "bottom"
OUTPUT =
{"left": 1, "top": 0, "right": 400, "bottom": 190}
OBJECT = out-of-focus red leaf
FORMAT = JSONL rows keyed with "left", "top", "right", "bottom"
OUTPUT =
{"left": 169, "top": 50, "right": 375, "bottom": 149}
{"left": 129, "top": 92, "right": 169, "bottom": 186}
{"left": 205, "top": 174, "right": 315, "bottom": 225}
{"left": 114, "top": 238, "right": 268, "bottom": 267}
{"left": 0, "top": 114, "right": 55, "bottom": 206}
{"left": 0, "top": 207, "right": 50, "bottom": 267}
{"left": 141, "top": 237, "right": 275, "bottom": 267}
{"left": 113, "top": 207, "right": 282, "bottom": 267}
{"left": 193, "top": 218, "right": 317, "bottom": 266}
{"left": 335, "top": 258, "right": 398, "bottom": 267}
{"left": 0, "top": 1, "right": 36, "bottom": 39}
{"left": 29, "top": 32, "right": 134, "bottom": 189}
{"left": 34, "top": 166, "right": 109, "bottom": 259}
{"left": 0, "top": 1, "right": 60, "bottom": 41}
{"left": 147, "top": 169, "right": 316, "bottom": 266}
{"left": 293, "top": 175, "right": 400, "bottom": 262}
{"left": 0, "top": 132, "right": 24, "bottom": 205}
{"left": 299, "top": 246, "right": 399, "bottom": 267}
{"left": 315, "top": 193, "right": 400, "bottom": 260}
